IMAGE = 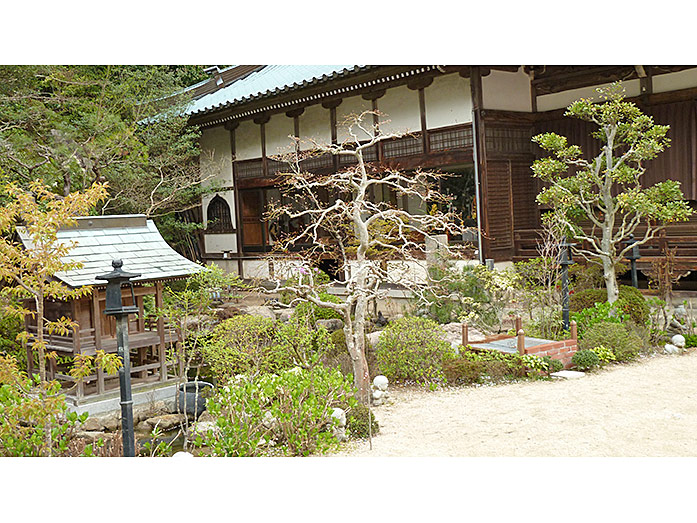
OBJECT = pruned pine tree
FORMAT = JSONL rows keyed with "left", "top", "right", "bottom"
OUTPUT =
{"left": 532, "top": 83, "right": 693, "bottom": 303}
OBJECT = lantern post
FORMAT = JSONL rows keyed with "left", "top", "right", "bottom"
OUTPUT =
{"left": 96, "top": 259, "right": 141, "bottom": 457}
{"left": 622, "top": 233, "right": 640, "bottom": 289}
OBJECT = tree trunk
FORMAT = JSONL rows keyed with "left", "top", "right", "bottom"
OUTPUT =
{"left": 603, "top": 255, "right": 620, "bottom": 303}
{"left": 344, "top": 303, "right": 371, "bottom": 404}
{"left": 36, "top": 295, "right": 46, "bottom": 383}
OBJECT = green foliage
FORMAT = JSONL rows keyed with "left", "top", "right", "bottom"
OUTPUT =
{"left": 685, "top": 334, "right": 697, "bottom": 348}
{"left": 579, "top": 322, "right": 643, "bottom": 362}
{"left": 201, "top": 315, "right": 279, "bottom": 382}
{"left": 375, "top": 316, "right": 454, "bottom": 384}
{"left": 0, "top": 310, "right": 24, "bottom": 369}
{"left": 293, "top": 292, "right": 343, "bottom": 322}
{"left": 541, "top": 356, "right": 564, "bottom": 373}
{"left": 272, "top": 317, "right": 334, "bottom": 370}
{"left": 442, "top": 358, "right": 485, "bottom": 385}
{"left": 570, "top": 285, "right": 649, "bottom": 327}
{"left": 572, "top": 301, "right": 629, "bottom": 336}
{"left": 342, "top": 401, "right": 379, "bottom": 439}
{"left": 569, "top": 262, "right": 628, "bottom": 293}
{"left": 201, "top": 366, "right": 356, "bottom": 457}
{"left": 571, "top": 349, "right": 601, "bottom": 371}
{"left": 0, "top": 354, "right": 89, "bottom": 456}
{"left": 590, "top": 345, "right": 616, "bottom": 364}
{"left": 442, "top": 348, "right": 548, "bottom": 385}
{"left": 531, "top": 83, "right": 693, "bottom": 299}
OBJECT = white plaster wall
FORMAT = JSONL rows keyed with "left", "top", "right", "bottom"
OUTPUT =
{"left": 243, "top": 259, "right": 271, "bottom": 280}
{"left": 482, "top": 67, "right": 532, "bottom": 112}
{"left": 202, "top": 190, "right": 236, "bottom": 229}
{"left": 207, "top": 259, "right": 240, "bottom": 276}
{"left": 200, "top": 126, "right": 233, "bottom": 187}
{"left": 425, "top": 74, "right": 472, "bottom": 129}
{"left": 235, "top": 119, "right": 262, "bottom": 160}
{"left": 204, "top": 233, "right": 237, "bottom": 254}
{"left": 385, "top": 260, "right": 428, "bottom": 285}
{"left": 336, "top": 95, "right": 373, "bottom": 142}
{"left": 270, "top": 258, "right": 307, "bottom": 280}
{"left": 299, "top": 104, "right": 331, "bottom": 148}
{"left": 653, "top": 68, "right": 697, "bottom": 93}
{"left": 537, "top": 79, "right": 642, "bottom": 112}
{"left": 377, "top": 84, "right": 421, "bottom": 135}
{"left": 265, "top": 113, "right": 296, "bottom": 157}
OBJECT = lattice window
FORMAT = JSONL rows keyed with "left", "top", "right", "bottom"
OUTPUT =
{"left": 207, "top": 195, "right": 234, "bottom": 233}
{"left": 339, "top": 144, "right": 378, "bottom": 166}
{"left": 300, "top": 152, "right": 333, "bottom": 171}
{"left": 485, "top": 126, "right": 532, "bottom": 155}
{"left": 235, "top": 159, "right": 264, "bottom": 179}
{"left": 267, "top": 159, "right": 286, "bottom": 176}
{"left": 383, "top": 135, "right": 424, "bottom": 159}
{"left": 428, "top": 125, "right": 473, "bottom": 152}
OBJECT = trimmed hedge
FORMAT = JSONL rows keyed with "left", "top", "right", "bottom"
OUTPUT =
{"left": 579, "top": 321, "right": 643, "bottom": 362}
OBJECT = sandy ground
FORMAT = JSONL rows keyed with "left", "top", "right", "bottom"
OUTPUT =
{"left": 330, "top": 351, "right": 697, "bottom": 457}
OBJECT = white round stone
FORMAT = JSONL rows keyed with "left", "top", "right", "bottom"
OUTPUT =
{"left": 331, "top": 408, "right": 346, "bottom": 427}
{"left": 373, "top": 375, "right": 389, "bottom": 391}
{"left": 672, "top": 334, "right": 686, "bottom": 348}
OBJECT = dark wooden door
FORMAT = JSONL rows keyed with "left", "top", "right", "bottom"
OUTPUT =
{"left": 240, "top": 190, "right": 263, "bottom": 248}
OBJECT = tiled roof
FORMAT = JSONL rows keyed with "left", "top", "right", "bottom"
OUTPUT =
{"left": 17, "top": 215, "right": 202, "bottom": 288}
{"left": 184, "top": 65, "right": 366, "bottom": 117}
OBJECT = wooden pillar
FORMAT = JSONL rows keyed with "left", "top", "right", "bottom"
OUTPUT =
{"left": 91, "top": 289, "right": 105, "bottom": 394}
{"left": 517, "top": 329, "right": 526, "bottom": 355}
{"left": 155, "top": 282, "right": 167, "bottom": 382}
{"left": 226, "top": 121, "right": 244, "bottom": 278}
{"left": 470, "top": 66, "right": 490, "bottom": 260}
{"left": 570, "top": 320, "right": 578, "bottom": 341}
{"left": 24, "top": 315, "right": 33, "bottom": 377}
{"left": 461, "top": 323, "right": 469, "bottom": 346}
{"left": 515, "top": 316, "right": 522, "bottom": 334}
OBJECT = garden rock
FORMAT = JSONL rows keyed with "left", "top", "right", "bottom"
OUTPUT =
{"left": 331, "top": 407, "right": 347, "bottom": 442}
{"left": 316, "top": 318, "right": 344, "bottom": 332}
{"left": 81, "top": 417, "right": 105, "bottom": 432}
{"left": 664, "top": 343, "right": 681, "bottom": 355}
{"left": 550, "top": 370, "right": 585, "bottom": 379}
{"left": 240, "top": 305, "right": 276, "bottom": 320}
{"left": 75, "top": 430, "right": 108, "bottom": 443}
{"left": 366, "top": 330, "right": 382, "bottom": 351}
{"left": 197, "top": 410, "right": 215, "bottom": 423}
{"left": 275, "top": 308, "right": 294, "bottom": 322}
{"left": 672, "top": 334, "right": 686, "bottom": 348}
{"left": 142, "top": 413, "right": 186, "bottom": 431}
{"left": 100, "top": 412, "right": 121, "bottom": 432}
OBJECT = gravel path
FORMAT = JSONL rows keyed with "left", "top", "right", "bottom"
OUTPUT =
{"left": 331, "top": 351, "right": 697, "bottom": 457}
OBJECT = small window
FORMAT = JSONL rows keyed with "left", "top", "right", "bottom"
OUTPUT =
{"left": 207, "top": 195, "right": 233, "bottom": 233}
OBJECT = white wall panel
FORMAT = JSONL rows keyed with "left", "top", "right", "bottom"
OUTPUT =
{"left": 299, "top": 104, "right": 331, "bottom": 148}
{"left": 265, "top": 113, "right": 296, "bottom": 157}
{"left": 235, "top": 119, "right": 262, "bottom": 160}
{"left": 202, "top": 190, "right": 236, "bottom": 229}
{"left": 336, "top": 95, "right": 374, "bottom": 143}
{"left": 204, "top": 233, "right": 237, "bottom": 254}
{"left": 200, "top": 125, "right": 233, "bottom": 187}
{"left": 378, "top": 84, "right": 421, "bottom": 135}
{"left": 425, "top": 74, "right": 472, "bottom": 129}
{"left": 537, "top": 79, "right": 641, "bottom": 112}
{"left": 653, "top": 68, "right": 697, "bottom": 93}
{"left": 482, "top": 67, "right": 532, "bottom": 112}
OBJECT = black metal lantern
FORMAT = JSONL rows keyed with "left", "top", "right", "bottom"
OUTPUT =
{"left": 559, "top": 239, "right": 576, "bottom": 332}
{"left": 96, "top": 259, "right": 141, "bottom": 457}
{"left": 622, "top": 234, "right": 640, "bottom": 289}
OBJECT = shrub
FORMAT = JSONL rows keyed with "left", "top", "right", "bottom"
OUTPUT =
{"left": 376, "top": 317, "right": 454, "bottom": 384}
{"left": 0, "top": 312, "right": 24, "bottom": 369}
{"left": 579, "top": 322, "right": 643, "bottom": 362}
{"left": 442, "top": 357, "right": 485, "bottom": 385}
{"left": 541, "top": 356, "right": 564, "bottom": 373}
{"left": 685, "top": 334, "right": 697, "bottom": 348}
{"left": 273, "top": 317, "right": 335, "bottom": 370}
{"left": 572, "top": 301, "right": 628, "bottom": 336}
{"left": 343, "top": 402, "right": 379, "bottom": 439}
{"left": 200, "top": 315, "right": 278, "bottom": 382}
{"left": 201, "top": 366, "right": 356, "bottom": 457}
{"left": 0, "top": 354, "right": 91, "bottom": 457}
{"left": 326, "top": 329, "right": 374, "bottom": 377}
{"left": 293, "top": 292, "right": 344, "bottom": 322}
{"left": 571, "top": 349, "right": 600, "bottom": 371}
{"left": 590, "top": 345, "right": 616, "bottom": 364}
{"left": 570, "top": 285, "right": 649, "bottom": 327}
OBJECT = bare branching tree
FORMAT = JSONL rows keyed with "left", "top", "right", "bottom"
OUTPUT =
{"left": 262, "top": 112, "right": 471, "bottom": 403}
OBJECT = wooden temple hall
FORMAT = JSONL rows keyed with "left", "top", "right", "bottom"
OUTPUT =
{"left": 183, "top": 65, "right": 697, "bottom": 282}
{"left": 18, "top": 215, "right": 201, "bottom": 402}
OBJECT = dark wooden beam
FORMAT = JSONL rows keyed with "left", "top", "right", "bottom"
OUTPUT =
{"left": 322, "top": 99, "right": 343, "bottom": 109}
{"left": 286, "top": 107, "right": 305, "bottom": 118}
{"left": 229, "top": 126, "right": 244, "bottom": 277}
{"left": 407, "top": 76, "right": 434, "bottom": 91}
{"left": 362, "top": 89, "right": 386, "bottom": 101}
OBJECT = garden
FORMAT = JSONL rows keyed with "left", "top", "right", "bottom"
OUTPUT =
{"left": 2, "top": 81, "right": 697, "bottom": 457}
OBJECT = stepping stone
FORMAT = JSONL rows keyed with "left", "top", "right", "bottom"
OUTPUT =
{"left": 550, "top": 370, "right": 585, "bottom": 379}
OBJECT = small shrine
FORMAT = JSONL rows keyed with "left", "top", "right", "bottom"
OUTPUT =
{"left": 18, "top": 214, "right": 201, "bottom": 403}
